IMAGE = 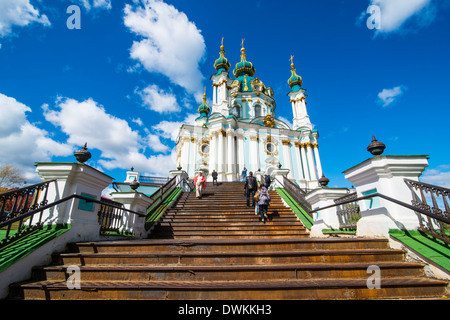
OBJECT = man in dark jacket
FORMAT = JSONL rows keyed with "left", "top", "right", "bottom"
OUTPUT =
{"left": 212, "top": 170, "right": 218, "bottom": 186}
{"left": 245, "top": 171, "right": 257, "bottom": 207}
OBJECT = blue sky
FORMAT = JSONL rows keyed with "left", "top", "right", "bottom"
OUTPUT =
{"left": 0, "top": 0, "right": 449, "bottom": 190}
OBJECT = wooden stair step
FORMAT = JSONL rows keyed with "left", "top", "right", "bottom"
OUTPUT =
{"left": 15, "top": 277, "right": 447, "bottom": 300}
{"left": 35, "top": 261, "right": 427, "bottom": 282}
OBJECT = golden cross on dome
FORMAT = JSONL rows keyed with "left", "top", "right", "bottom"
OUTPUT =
{"left": 221, "top": 37, "right": 224, "bottom": 46}
{"left": 289, "top": 55, "right": 295, "bottom": 65}
{"left": 241, "top": 38, "right": 245, "bottom": 48}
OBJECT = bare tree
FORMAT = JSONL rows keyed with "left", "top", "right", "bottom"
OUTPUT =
{"left": 0, "top": 165, "right": 25, "bottom": 191}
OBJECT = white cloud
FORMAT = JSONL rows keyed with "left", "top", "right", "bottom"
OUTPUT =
{"left": 76, "top": 0, "right": 112, "bottom": 11}
{"left": 44, "top": 97, "right": 141, "bottom": 160}
{"left": 377, "top": 86, "right": 406, "bottom": 107}
{"left": 137, "top": 84, "right": 180, "bottom": 113}
{"left": 43, "top": 96, "right": 177, "bottom": 176}
{"left": 0, "top": 94, "right": 72, "bottom": 182}
{"left": 366, "top": 0, "right": 436, "bottom": 34}
{"left": 124, "top": 0, "right": 206, "bottom": 101}
{"left": 153, "top": 113, "right": 197, "bottom": 142}
{"left": 421, "top": 165, "right": 450, "bottom": 188}
{"left": 147, "top": 134, "right": 170, "bottom": 153}
{"left": 0, "top": 0, "right": 50, "bottom": 38}
{"left": 132, "top": 117, "right": 143, "bottom": 126}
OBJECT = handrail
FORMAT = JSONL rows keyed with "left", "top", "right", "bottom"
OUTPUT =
{"left": 333, "top": 192, "right": 361, "bottom": 230}
{"left": 0, "top": 180, "right": 55, "bottom": 221}
{"left": 310, "top": 192, "right": 450, "bottom": 224}
{"left": 0, "top": 193, "right": 145, "bottom": 248}
{"left": 274, "top": 177, "right": 312, "bottom": 213}
{"left": 0, "top": 194, "right": 145, "bottom": 230}
{"left": 404, "top": 178, "right": 450, "bottom": 244}
{"left": 144, "top": 175, "right": 191, "bottom": 232}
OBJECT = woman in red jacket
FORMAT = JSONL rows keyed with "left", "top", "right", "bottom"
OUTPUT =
{"left": 194, "top": 171, "right": 206, "bottom": 199}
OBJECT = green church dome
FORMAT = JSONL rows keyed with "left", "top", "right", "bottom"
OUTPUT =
{"left": 233, "top": 47, "right": 255, "bottom": 78}
{"left": 288, "top": 57, "right": 303, "bottom": 91}
{"left": 198, "top": 91, "right": 211, "bottom": 117}
{"left": 214, "top": 40, "right": 231, "bottom": 74}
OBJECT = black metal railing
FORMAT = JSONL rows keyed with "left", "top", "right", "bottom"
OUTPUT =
{"left": 310, "top": 190, "right": 450, "bottom": 244}
{"left": 96, "top": 196, "right": 145, "bottom": 236}
{"left": 334, "top": 192, "right": 361, "bottom": 230}
{"left": 275, "top": 176, "right": 312, "bottom": 213}
{"left": 0, "top": 189, "right": 146, "bottom": 247}
{"left": 404, "top": 179, "right": 450, "bottom": 245}
{"left": 0, "top": 180, "right": 55, "bottom": 246}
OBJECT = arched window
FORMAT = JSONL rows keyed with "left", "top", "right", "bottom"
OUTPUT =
{"left": 254, "top": 104, "right": 261, "bottom": 117}
{"left": 232, "top": 104, "right": 241, "bottom": 118}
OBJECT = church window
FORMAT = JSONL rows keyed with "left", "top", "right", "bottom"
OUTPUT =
{"left": 201, "top": 144, "right": 210, "bottom": 155}
{"left": 232, "top": 104, "right": 241, "bottom": 118}
{"left": 254, "top": 104, "right": 261, "bottom": 117}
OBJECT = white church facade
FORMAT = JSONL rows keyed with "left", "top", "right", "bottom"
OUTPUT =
{"left": 175, "top": 40, "right": 324, "bottom": 190}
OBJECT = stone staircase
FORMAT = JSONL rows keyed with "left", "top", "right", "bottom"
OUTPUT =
{"left": 8, "top": 182, "right": 449, "bottom": 300}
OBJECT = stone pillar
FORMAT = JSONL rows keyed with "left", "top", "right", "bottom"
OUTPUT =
{"left": 209, "top": 131, "right": 217, "bottom": 175}
{"left": 306, "top": 142, "right": 318, "bottom": 181}
{"left": 343, "top": 155, "right": 429, "bottom": 237}
{"left": 236, "top": 130, "right": 245, "bottom": 178}
{"left": 282, "top": 140, "right": 293, "bottom": 178}
{"left": 35, "top": 162, "right": 113, "bottom": 242}
{"left": 306, "top": 188, "right": 350, "bottom": 237}
{"left": 179, "top": 137, "right": 190, "bottom": 174}
{"left": 294, "top": 142, "right": 305, "bottom": 180}
{"left": 217, "top": 129, "right": 225, "bottom": 180}
{"left": 110, "top": 192, "right": 153, "bottom": 239}
{"left": 226, "top": 129, "right": 235, "bottom": 181}
{"left": 249, "top": 133, "right": 259, "bottom": 173}
{"left": 313, "top": 143, "right": 323, "bottom": 179}
{"left": 300, "top": 143, "right": 310, "bottom": 180}
{"left": 270, "top": 168, "right": 290, "bottom": 188}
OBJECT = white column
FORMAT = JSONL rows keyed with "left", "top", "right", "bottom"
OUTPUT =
{"left": 237, "top": 132, "right": 245, "bottom": 176}
{"left": 213, "top": 85, "right": 217, "bottom": 105}
{"left": 217, "top": 129, "right": 225, "bottom": 174}
{"left": 180, "top": 137, "right": 190, "bottom": 173}
{"left": 209, "top": 132, "right": 217, "bottom": 174}
{"left": 306, "top": 142, "right": 318, "bottom": 181}
{"left": 226, "top": 130, "right": 235, "bottom": 179}
{"left": 188, "top": 137, "right": 196, "bottom": 177}
{"left": 300, "top": 143, "right": 310, "bottom": 180}
{"left": 282, "top": 140, "right": 293, "bottom": 178}
{"left": 294, "top": 142, "right": 305, "bottom": 180}
{"left": 249, "top": 134, "right": 259, "bottom": 173}
{"left": 291, "top": 99, "right": 298, "bottom": 119}
{"left": 313, "top": 143, "right": 323, "bottom": 178}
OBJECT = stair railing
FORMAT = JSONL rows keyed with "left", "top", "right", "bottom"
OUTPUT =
{"left": 310, "top": 190, "right": 450, "bottom": 244}
{"left": 333, "top": 192, "right": 361, "bottom": 230}
{"left": 145, "top": 175, "right": 191, "bottom": 219}
{"left": 0, "top": 188, "right": 146, "bottom": 247}
{"left": 0, "top": 180, "right": 55, "bottom": 246}
{"left": 404, "top": 179, "right": 450, "bottom": 245}
{"left": 274, "top": 176, "right": 312, "bottom": 213}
